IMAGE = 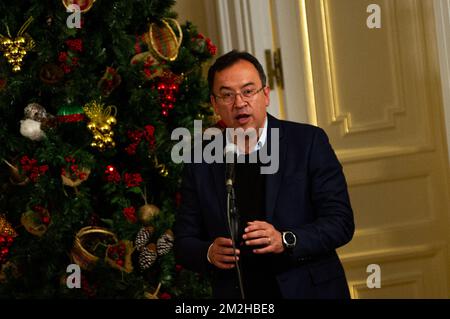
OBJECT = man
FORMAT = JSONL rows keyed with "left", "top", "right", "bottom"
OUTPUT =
{"left": 174, "top": 50, "right": 354, "bottom": 299}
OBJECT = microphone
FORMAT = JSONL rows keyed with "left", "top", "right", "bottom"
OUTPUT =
{"left": 224, "top": 143, "right": 245, "bottom": 299}
{"left": 224, "top": 143, "right": 238, "bottom": 193}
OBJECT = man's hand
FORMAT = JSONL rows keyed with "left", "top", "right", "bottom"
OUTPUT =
{"left": 242, "top": 221, "right": 284, "bottom": 254}
{"left": 208, "top": 237, "right": 240, "bottom": 269}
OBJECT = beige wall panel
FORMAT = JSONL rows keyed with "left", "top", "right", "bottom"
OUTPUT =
{"left": 353, "top": 273, "right": 423, "bottom": 298}
{"left": 349, "top": 174, "right": 432, "bottom": 230}
{"left": 343, "top": 244, "right": 448, "bottom": 298}
{"left": 305, "top": 0, "right": 434, "bottom": 159}
{"left": 301, "top": 0, "right": 450, "bottom": 297}
{"left": 324, "top": 0, "right": 404, "bottom": 132}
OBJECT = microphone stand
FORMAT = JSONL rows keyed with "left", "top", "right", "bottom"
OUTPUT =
{"left": 226, "top": 182, "right": 245, "bottom": 299}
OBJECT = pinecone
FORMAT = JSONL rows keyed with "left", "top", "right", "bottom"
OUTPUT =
{"left": 135, "top": 226, "right": 154, "bottom": 252}
{"left": 139, "top": 243, "right": 157, "bottom": 270}
{"left": 156, "top": 229, "right": 174, "bottom": 256}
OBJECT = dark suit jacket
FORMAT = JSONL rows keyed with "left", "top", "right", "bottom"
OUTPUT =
{"left": 174, "top": 114, "right": 355, "bottom": 299}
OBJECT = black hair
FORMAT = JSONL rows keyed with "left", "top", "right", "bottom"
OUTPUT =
{"left": 207, "top": 50, "right": 267, "bottom": 94}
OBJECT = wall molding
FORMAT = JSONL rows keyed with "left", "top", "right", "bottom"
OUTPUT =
{"left": 320, "top": 0, "right": 407, "bottom": 135}
{"left": 340, "top": 242, "right": 445, "bottom": 266}
{"left": 350, "top": 272, "right": 423, "bottom": 298}
{"left": 336, "top": 144, "right": 435, "bottom": 164}
{"left": 434, "top": 0, "right": 450, "bottom": 164}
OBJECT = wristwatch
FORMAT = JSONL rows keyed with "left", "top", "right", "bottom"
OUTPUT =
{"left": 282, "top": 231, "right": 297, "bottom": 250}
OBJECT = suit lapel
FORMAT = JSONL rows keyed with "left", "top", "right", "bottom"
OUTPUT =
{"left": 265, "top": 114, "right": 286, "bottom": 222}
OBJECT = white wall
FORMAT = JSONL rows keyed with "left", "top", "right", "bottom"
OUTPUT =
{"left": 174, "top": 0, "right": 221, "bottom": 52}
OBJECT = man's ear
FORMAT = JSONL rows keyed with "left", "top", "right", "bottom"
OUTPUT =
{"left": 263, "top": 86, "right": 270, "bottom": 107}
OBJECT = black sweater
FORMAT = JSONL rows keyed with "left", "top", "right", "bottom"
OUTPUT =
{"left": 234, "top": 151, "right": 282, "bottom": 299}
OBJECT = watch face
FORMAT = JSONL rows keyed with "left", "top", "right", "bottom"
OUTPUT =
{"left": 284, "top": 232, "right": 295, "bottom": 245}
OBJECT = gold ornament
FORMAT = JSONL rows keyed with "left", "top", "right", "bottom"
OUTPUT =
{"left": 39, "top": 63, "right": 64, "bottom": 84}
{"left": 138, "top": 204, "right": 160, "bottom": 225}
{"left": 153, "top": 157, "right": 168, "bottom": 177}
{"left": 144, "top": 282, "right": 162, "bottom": 299}
{"left": 148, "top": 18, "right": 183, "bottom": 62}
{"left": 83, "top": 101, "right": 117, "bottom": 151}
{"left": 61, "top": 168, "right": 90, "bottom": 188}
{"left": 130, "top": 50, "right": 166, "bottom": 80}
{"left": 0, "top": 215, "right": 17, "bottom": 237}
{"left": 3, "top": 159, "right": 29, "bottom": 186}
{"left": 106, "top": 116, "right": 117, "bottom": 126}
{"left": 0, "top": 17, "right": 35, "bottom": 72}
{"left": 20, "top": 209, "right": 50, "bottom": 237}
{"left": 71, "top": 226, "right": 118, "bottom": 270}
{"left": 61, "top": 0, "right": 96, "bottom": 13}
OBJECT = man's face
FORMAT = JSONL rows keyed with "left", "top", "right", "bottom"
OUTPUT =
{"left": 211, "top": 59, "right": 270, "bottom": 131}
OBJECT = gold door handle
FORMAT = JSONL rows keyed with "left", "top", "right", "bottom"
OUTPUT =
{"left": 265, "top": 48, "right": 284, "bottom": 90}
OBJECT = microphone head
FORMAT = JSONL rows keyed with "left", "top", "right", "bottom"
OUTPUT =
{"left": 224, "top": 143, "right": 237, "bottom": 189}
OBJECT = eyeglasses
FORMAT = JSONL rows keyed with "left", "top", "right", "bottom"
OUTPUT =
{"left": 213, "top": 87, "right": 265, "bottom": 105}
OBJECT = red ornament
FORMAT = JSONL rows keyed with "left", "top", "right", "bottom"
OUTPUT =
{"left": 155, "top": 71, "right": 183, "bottom": 117}
{"left": 65, "top": 39, "right": 83, "bottom": 52}
{"left": 58, "top": 39, "right": 83, "bottom": 74}
{"left": 159, "top": 292, "right": 172, "bottom": 299}
{"left": 0, "top": 234, "right": 14, "bottom": 264}
{"left": 18, "top": 155, "right": 49, "bottom": 182}
{"left": 191, "top": 33, "right": 217, "bottom": 56}
{"left": 124, "top": 173, "right": 143, "bottom": 188}
{"left": 0, "top": 78, "right": 6, "bottom": 91}
{"left": 123, "top": 207, "right": 137, "bottom": 223}
{"left": 125, "top": 125, "right": 155, "bottom": 155}
{"left": 104, "top": 165, "right": 121, "bottom": 184}
{"left": 175, "top": 264, "right": 183, "bottom": 272}
{"left": 98, "top": 67, "right": 121, "bottom": 96}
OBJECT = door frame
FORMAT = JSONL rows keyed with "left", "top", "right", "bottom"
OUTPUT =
{"left": 433, "top": 0, "right": 450, "bottom": 164}
{"left": 213, "top": 0, "right": 284, "bottom": 120}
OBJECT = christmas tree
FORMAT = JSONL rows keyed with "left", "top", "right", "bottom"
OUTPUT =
{"left": 0, "top": 0, "right": 216, "bottom": 298}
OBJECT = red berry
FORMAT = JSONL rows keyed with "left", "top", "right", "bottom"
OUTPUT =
{"left": 6, "top": 236, "right": 13, "bottom": 245}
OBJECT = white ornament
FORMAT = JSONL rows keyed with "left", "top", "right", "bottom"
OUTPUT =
{"left": 20, "top": 119, "right": 46, "bottom": 141}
